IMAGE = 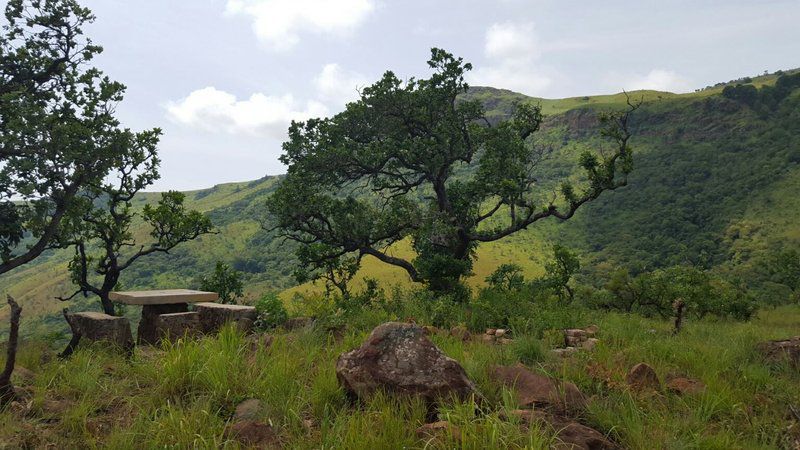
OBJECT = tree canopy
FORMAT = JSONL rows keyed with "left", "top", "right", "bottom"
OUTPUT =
{"left": 0, "top": 0, "right": 156, "bottom": 275}
{"left": 267, "top": 48, "right": 637, "bottom": 294}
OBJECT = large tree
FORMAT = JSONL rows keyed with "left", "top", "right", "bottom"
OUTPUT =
{"left": 267, "top": 49, "right": 636, "bottom": 294}
{"left": 1, "top": 0, "right": 151, "bottom": 275}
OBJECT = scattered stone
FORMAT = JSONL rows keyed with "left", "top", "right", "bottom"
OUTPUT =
{"left": 491, "top": 364, "right": 585, "bottom": 413}
{"left": 758, "top": 336, "right": 800, "bottom": 367}
{"left": 498, "top": 338, "right": 514, "bottom": 345}
{"left": 485, "top": 328, "right": 497, "bottom": 336}
{"left": 138, "top": 303, "right": 189, "bottom": 345}
{"left": 666, "top": 376, "right": 706, "bottom": 395}
{"left": 481, "top": 334, "right": 496, "bottom": 343}
{"left": 415, "top": 421, "right": 462, "bottom": 443}
{"left": 195, "top": 302, "right": 257, "bottom": 334}
{"left": 495, "top": 329, "right": 508, "bottom": 338}
{"left": 552, "top": 347, "right": 579, "bottom": 358}
{"left": 66, "top": 311, "right": 134, "bottom": 351}
{"left": 626, "top": 363, "right": 660, "bottom": 391}
{"left": 155, "top": 311, "right": 201, "bottom": 341}
{"left": 422, "top": 325, "right": 441, "bottom": 336}
{"left": 223, "top": 420, "right": 278, "bottom": 448}
{"left": 564, "top": 329, "right": 590, "bottom": 347}
{"left": 234, "top": 399, "right": 264, "bottom": 421}
{"left": 283, "top": 316, "right": 314, "bottom": 330}
{"left": 11, "top": 366, "right": 35, "bottom": 384}
{"left": 584, "top": 325, "right": 600, "bottom": 336}
{"left": 580, "top": 338, "right": 599, "bottom": 352}
{"left": 449, "top": 325, "right": 471, "bottom": 341}
{"left": 336, "top": 322, "right": 479, "bottom": 402}
{"left": 508, "top": 409, "right": 617, "bottom": 450}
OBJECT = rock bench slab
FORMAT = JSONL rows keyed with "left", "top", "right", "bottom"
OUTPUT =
{"left": 195, "top": 302, "right": 257, "bottom": 334}
{"left": 67, "top": 312, "right": 133, "bottom": 351}
{"left": 155, "top": 311, "right": 202, "bottom": 341}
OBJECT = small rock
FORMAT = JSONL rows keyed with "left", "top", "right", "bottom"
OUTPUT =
{"left": 449, "top": 325, "right": 471, "bottom": 341}
{"left": 564, "top": 329, "right": 588, "bottom": 339}
{"left": 626, "top": 363, "right": 660, "bottom": 391}
{"left": 491, "top": 364, "right": 585, "bottom": 413}
{"left": 495, "top": 329, "right": 508, "bottom": 338}
{"left": 758, "top": 336, "right": 800, "bottom": 367}
{"left": 552, "top": 347, "right": 578, "bottom": 358}
{"left": 422, "top": 325, "right": 441, "bottom": 336}
{"left": 508, "top": 410, "right": 617, "bottom": 449}
{"left": 584, "top": 325, "right": 600, "bottom": 336}
{"left": 223, "top": 420, "right": 278, "bottom": 448}
{"left": 415, "top": 421, "right": 461, "bottom": 443}
{"left": 485, "top": 328, "right": 497, "bottom": 336}
{"left": 234, "top": 398, "right": 264, "bottom": 421}
{"left": 481, "top": 334, "right": 496, "bottom": 343}
{"left": 580, "top": 338, "right": 599, "bottom": 351}
{"left": 666, "top": 377, "right": 706, "bottom": 395}
{"left": 12, "top": 366, "right": 35, "bottom": 383}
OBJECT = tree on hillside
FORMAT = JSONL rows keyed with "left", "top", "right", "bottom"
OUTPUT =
{"left": 544, "top": 245, "right": 580, "bottom": 302}
{"left": 58, "top": 145, "right": 214, "bottom": 315}
{"left": 199, "top": 261, "right": 244, "bottom": 304}
{"left": 1, "top": 0, "right": 153, "bottom": 275}
{"left": 267, "top": 48, "right": 638, "bottom": 296}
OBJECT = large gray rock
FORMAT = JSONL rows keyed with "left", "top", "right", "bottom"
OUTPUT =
{"left": 67, "top": 312, "right": 134, "bottom": 351}
{"left": 195, "top": 302, "right": 257, "bottom": 334}
{"left": 155, "top": 311, "right": 202, "bottom": 341}
{"left": 336, "top": 322, "right": 479, "bottom": 402}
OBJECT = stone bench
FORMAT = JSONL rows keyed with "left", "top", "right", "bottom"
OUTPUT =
{"left": 195, "top": 302, "right": 257, "bottom": 334}
{"left": 62, "top": 311, "right": 134, "bottom": 356}
{"left": 155, "top": 311, "right": 202, "bottom": 341}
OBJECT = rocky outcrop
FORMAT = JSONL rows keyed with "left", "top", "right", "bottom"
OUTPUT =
{"left": 336, "top": 322, "right": 479, "bottom": 402}
{"left": 490, "top": 364, "right": 586, "bottom": 413}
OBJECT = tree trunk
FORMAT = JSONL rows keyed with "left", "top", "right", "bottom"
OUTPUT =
{"left": 0, "top": 295, "right": 22, "bottom": 406}
{"left": 59, "top": 309, "right": 82, "bottom": 359}
{"left": 672, "top": 299, "right": 686, "bottom": 335}
{"left": 100, "top": 292, "right": 116, "bottom": 316}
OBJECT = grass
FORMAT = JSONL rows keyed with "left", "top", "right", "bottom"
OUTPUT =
{"left": 1, "top": 299, "right": 798, "bottom": 449}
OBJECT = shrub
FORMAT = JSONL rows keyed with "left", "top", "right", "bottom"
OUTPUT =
{"left": 253, "top": 293, "right": 288, "bottom": 330}
{"left": 509, "top": 335, "right": 546, "bottom": 365}
{"left": 199, "top": 261, "right": 244, "bottom": 304}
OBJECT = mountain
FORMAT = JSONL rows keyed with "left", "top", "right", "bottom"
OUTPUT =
{"left": 2, "top": 69, "right": 799, "bottom": 334}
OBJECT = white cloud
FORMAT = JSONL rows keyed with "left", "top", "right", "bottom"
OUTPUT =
{"left": 165, "top": 87, "right": 328, "bottom": 138}
{"left": 624, "top": 69, "right": 692, "bottom": 93}
{"left": 469, "top": 22, "right": 553, "bottom": 96}
{"left": 225, "top": 0, "right": 375, "bottom": 51}
{"left": 314, "top": 63, "right": 369, "bottom": 106}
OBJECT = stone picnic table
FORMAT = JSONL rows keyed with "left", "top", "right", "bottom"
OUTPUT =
{"left": 109, "top": 289, "right": 218, "bottom": 345}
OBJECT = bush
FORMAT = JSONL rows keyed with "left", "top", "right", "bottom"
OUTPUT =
{"left": 253, "top": 293, "right": 288, "bottom": 331}
{"left": 199, "top": 261, "right": 244, "bottom": 304}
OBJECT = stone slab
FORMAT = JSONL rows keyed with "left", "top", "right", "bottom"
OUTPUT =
{"left": 109, "top": 289, "right": 218, "bottom": 305}
{"left": 138, "top": 303, "right": 189, "bottom": 345}
{"left": 68, "top": 312, "right": 134, "bottom": 351}
{"left": 195, "top": 302, "right": 257, "bottom": 334}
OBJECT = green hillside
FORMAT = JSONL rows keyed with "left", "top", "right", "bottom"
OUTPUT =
{"left": 2, "top": 69, "right": 799, "bottom": 334}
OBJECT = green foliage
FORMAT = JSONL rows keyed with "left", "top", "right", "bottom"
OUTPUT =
{"left": 253, "top": 292, "right": 288, "bottom": 331}
{"left": 769, "top": 248, "right": 800, "bottom": 298}
{"left": 199, "top": 261, "right": 244, "bottom": 305}
{"left": 268, "top": 47, "right": 636, "bottom": 295}
{"left": 485, "top": 263, "right": 525, "bottom": 291}
{"left": 508, "top": 335, "right": 546, "bottom": 365}
{"left": 543, "top": 245, "right": 580, "bottom": 301}
{"left": 595, "top": 266, "right": 757, "bottom": 324}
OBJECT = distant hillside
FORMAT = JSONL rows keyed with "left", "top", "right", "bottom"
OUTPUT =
{"left": 2, "top": 69, "right": 799, "bottom": 334}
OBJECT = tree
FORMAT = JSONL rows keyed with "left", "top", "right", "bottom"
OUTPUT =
{"left": 199, "top": 261, "right": 244, "bottom": 304}
{"left": 485, "top": 263, "right": 524, "bottom": 291}
{"left": 1, "top": 0, "right": 146, "bottom": 275}
{"left": 0, "top": 296, "right": 21, "bottom": 406}
{"left": 58, "top": 145, "right": 214, "bottom": 315}
{"left": 267, "top": 48, "right": 637, "bottom": 295}
{"left": 770, "top": 248, "right": 799, "bottom": 300}
{"left": 544, "top": 245, "right": 580, "bottom": 301}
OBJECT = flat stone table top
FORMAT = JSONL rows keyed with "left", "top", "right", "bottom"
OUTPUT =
{"left": 109, "top": 289, "right": 218, "bottom": 306}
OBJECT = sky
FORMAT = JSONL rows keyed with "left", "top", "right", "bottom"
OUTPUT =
{"left": 79, "top": 0, "right": 800, "bottom": 191}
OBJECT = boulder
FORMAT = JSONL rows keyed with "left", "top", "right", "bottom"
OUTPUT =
{"left": 626, "top": 363, "right": 660, "bottom": 391}
{"left": 234, "top": 399, "right": 264, "bottom": 421}
{"left": 508, "top": 409, "right": 617, "bottom": 450}
{"left": 155, "top": 311, "right": 201, "bottom": 341}
{"left": 194, "top": 303, "right": 257, "bottom": 334}
{"left": 415, "top": 420, "right": 461, "bottom": 443}
{"left": 66, "top": 312, "right": 133, "bottom": 351}
{"left": 336, "top": 322, "right": 479, "bottom": 402}
{"left": 490, "top": 364, "right": 585, "bottom": 413}
{"left": 757, "top": 336, "right": 800, "bottom": 367}
{"left": 666, "top": 376, "right": 706, "bottom": 395}
{"left": 223, "top": 420, "right": 278, "bottom": 448}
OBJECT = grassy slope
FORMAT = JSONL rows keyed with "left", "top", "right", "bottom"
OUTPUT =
{"left": 2, "top": 70, "right": 799, "bottom": 331}
{"left": 1, "top": 303, "right": 798, "bottom": 448}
